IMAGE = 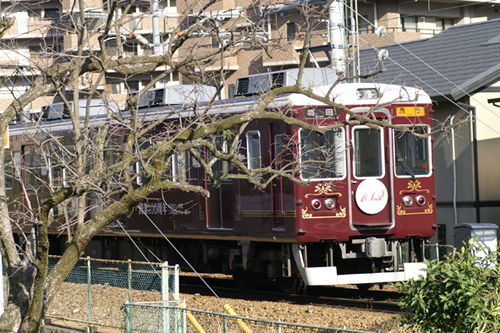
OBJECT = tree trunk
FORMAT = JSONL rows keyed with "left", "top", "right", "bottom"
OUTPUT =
{"left": 0, "top": 265, "right": 35, "bottom": 332}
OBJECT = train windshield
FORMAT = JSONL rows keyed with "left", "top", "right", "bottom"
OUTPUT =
{"left": 394, "top": 126, "right": 431, "bottom": 177}
{"left": 353, "top": 128, "right": 383, "bottom": 178}
{"left": 299, "top": 129, "right": 345, "bottom": 180}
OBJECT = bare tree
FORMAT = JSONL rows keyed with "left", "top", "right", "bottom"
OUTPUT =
{"left": 0, "top": 0, "right": 458, "bottom": 331}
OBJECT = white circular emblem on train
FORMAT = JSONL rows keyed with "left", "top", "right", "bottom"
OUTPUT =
{"left": 355, "top": 179, "right": 389, "bottom": 215}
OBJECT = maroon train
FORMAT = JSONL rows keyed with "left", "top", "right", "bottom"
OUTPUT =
{"left": 8, "top": 68, "right": 436, "bottom": 291}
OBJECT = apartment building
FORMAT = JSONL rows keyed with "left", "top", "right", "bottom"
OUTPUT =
{"left": 1, "top": 0, "right": 499, "bottom": 110}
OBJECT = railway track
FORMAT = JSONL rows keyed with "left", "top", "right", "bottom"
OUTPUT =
{"left": 179, "top": 274, "right": 404, "bottom": 313}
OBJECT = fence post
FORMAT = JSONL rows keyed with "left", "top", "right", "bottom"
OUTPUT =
{"left": 174, "top": 264, "right": 179, "bottom": 300}
{"left": 183, "top": 299, "right": 187, "bottom": 333}
{"left": 161, "top": 261, "right": 170, "bottom": 333}
{"left": 125, "top": 301, "right": 131, "bottom": 332}
{"left": 128, "top": 259, "right": 132, "bottom": 302}
{"left": 87, "top": 257, "right": 92, "bottom": 330}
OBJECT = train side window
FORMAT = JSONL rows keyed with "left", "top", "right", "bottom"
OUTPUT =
{"left": 4, "top": 152, "right": 14, "bottom": 190}
{"left": 353, "top": 127, "right": 383, "bottom": 178}
{"left": 136, "top": 140, "right": 153, "bottom": 185}
{"left": 50, "top": 158, "right": 63, "bottom": 188}
{"left": 50, "top": 145, "right": 74, "bottom": 188}
{"left": 394, "top": 126, "right": 431, "bottom": 177}
{"left": 246, "top": 131, "right": 261, "bottom": 170}
{"left": 23, "top": 145, "right": 48, "bottom": 187}
{"left": 173, "top": 151, "right": 189, "bottom": 183}
{"left": 212, "top": 136, "right": 231, "bottom": 179}
{"left": 274, "top": 134, "right": 284, "bottom": 169}
{"left": 162, "top": 155, "right": 173, "bottom": 181}
{"left": 300, "top": 129, "right": 345, "bottom": 180}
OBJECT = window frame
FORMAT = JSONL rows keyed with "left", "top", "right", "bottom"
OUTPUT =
{"left": 393, "top": 125, "right": 432, "bottom": 178}
{"left": 299, "top": 127, "right": 346, "bottom": 181}
{"left": 246, "top": 131, "right": 261, "bottom": 170}
{"left": 352, "top": 126, "right": 385, "bottom": 179}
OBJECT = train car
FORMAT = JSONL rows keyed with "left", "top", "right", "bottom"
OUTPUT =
{"left": 7, "top": 68, "right": 436, "bottom": 291}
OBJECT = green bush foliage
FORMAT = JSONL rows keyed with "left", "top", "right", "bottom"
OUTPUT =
{"left": 394, "top": 240, "right": 500, "bottom": 333}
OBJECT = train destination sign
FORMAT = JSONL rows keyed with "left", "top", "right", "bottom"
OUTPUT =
{"left": 396, "top": 106, "right": 425, "bottom": 117}
{"left": 304, "top": 107, "right": 339, "bottom": 119}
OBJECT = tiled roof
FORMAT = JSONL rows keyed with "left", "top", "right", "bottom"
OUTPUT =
{"left": 359, "top": 19, "right": 500, "bottom": 99}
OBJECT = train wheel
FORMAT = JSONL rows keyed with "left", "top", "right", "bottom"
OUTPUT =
{"left": 278, "top": 275, "right": 303, "bottom": 294}
{"left": 356, "top": 283, "right": 373, "bottom": 291}
{"left": 232, "top": 271, "right": 254, "bottom": 290}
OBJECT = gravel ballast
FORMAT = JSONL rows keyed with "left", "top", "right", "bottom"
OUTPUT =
{"left": 45, "top": 281, "right": 419, "bottom": 332}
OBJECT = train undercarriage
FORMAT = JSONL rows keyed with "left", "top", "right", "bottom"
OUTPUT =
{"left": 62, "top": 234, "right": 428, "bottom": 293}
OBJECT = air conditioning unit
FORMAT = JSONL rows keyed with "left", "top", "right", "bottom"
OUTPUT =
{"left": 41, "top": 99, "right": 119, "bottom": 120}
{"left": 127, "top": 85, "right": 218, "bottom": 109}
{"left": 234, "top": 68, "right": 338, "bottom": 97}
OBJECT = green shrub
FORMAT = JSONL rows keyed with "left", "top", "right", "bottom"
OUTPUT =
{"left": 394, "top": 240, "right": 500, "bottom": 333}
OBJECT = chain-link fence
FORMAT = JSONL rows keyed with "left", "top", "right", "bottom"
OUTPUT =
{"left": 42, "top": 256, "right": 376, "bottom": 332}
{"left": 3, "top": 245, "right": 453, "bottom": 332}
{"left": 124, "top": 301, "right": 372, "bottom": 333}
{"left": 45, "top": 256, "right": 179, "bottom": 330}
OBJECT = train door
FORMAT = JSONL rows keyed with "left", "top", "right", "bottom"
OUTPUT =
{"left": 205, "top": 137, "right": 234, "bottom": 229}
{"left": 349, "top": 122, "right": 394, "bottom": 227}
{"left": 270, "top": 122, "right": 288, "bottom": 230}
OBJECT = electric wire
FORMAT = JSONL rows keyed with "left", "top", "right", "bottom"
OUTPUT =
{"left": 135, "top": 203, "right": 226, "bottom": 305}
{"left": 342, "top": 3, "right": 500, "bottom": 137}
{"left": 91, "top": 153, "right": 226, "bottom": 304}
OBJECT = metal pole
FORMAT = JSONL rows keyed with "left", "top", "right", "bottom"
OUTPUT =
{"left": 128, "top": 259, "right": 132, "bottom": 302}
{"left": 87, "top": 257, "right": 92, "bottom": 329}
{"left": 162, "top": 261, "right": 170, "bottom": 333}
{"left": 328, "top": 0, "right": 347, "bottom": 74}
{"left": 152, "top": 0, "right": 162, "bottom": 55}
{"left": 125, "top": 301, "right": 131, "bottom": 331}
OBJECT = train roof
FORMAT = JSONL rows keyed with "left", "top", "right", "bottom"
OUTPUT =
{"left": 9, "top": 82, "right": 431, "bottom": 136}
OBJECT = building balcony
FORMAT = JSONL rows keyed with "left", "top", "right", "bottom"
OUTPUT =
{"left": 3, "top": 18, "right": 66, "bottom": 39}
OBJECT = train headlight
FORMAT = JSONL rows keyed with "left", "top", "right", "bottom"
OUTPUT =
{"left": 324, "top": 198, "right": 335, "bottom": 210}
{"left": 311, "top": 199, "right": 321, "bottom": 210}
{"left": 403, "top": 196, "right": 413, "bottom": 207}
{"left": 356, "top": 88, "right": 380, "bottom": 100}
{"left": 416, "top": 195, "right": 426, "bottom": 206}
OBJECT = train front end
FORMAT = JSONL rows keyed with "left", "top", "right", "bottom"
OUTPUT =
{"left": 290, "top": 83, "right": 436, "bottom": 286}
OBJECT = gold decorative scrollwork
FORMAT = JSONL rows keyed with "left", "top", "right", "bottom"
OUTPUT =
{"left": 305, "top": 183, "right": 342, "bottom": 198}
{"left": 301, "top": 206, "right": 347, "bottom": 219}
{"left": 399, "top": 180, "right": 430, "bottom": 195}
{"left": 397, "top": 203, "right": 434, "bottom": 216}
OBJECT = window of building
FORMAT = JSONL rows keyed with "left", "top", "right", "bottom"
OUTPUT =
{"left": 28, "top": 9, "right": 42, "bottom": 21}
{"left": 287, "top": 23, "right": 296, "bottom": 41}
{"left": 212, "top": 38, "right": 220, "bottom": 49}
{"left": 347, "top": 15, "right": 371, "bottom": 34}
{"left": 127, "top": 81, "right": 140, "bottom": 92}
{"left": 124, "top": 43, "right": 138, "bottom": 55}
{"left": 401, "top": 16, "right": 454, "bottom": 37}
{"left": 127, "top": 6, "right": 143, "bottom": 30}
{"left": 44, "top": 8, "right": 60, "bottom": 20}
{"left": 436, "top": 18, "right": 454, "bottom": 32}
{"left": 109, "top": 82, "right": 122, "bottom": 94}
{"left": 401, "top": 16, "right": 418, "bottom": 33}
{"left": 227, "top": 85, "right": 235, "bottom": 99}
